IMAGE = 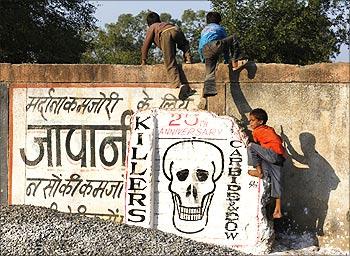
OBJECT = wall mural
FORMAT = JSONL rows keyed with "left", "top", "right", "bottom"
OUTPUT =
{"left": 125, "top": 109, "right": 271, "bottom": 251}
{"left": 10, "top": 86, "right": 199, "bottom": 221}
{"left": 162, "top": 140, "right": 224, "bottom": 234}
{"left": 10, "top": 86, "right": 271, "bottom": 252}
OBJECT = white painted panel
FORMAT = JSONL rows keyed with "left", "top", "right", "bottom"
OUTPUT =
{"left": 11, "top": 87, "right": 200, "bottom": 222}
{"left": 126, "top": 109, "right": 272, "bottom": 254}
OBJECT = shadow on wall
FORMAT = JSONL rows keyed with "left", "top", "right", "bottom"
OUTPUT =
{"left": 228, "top": 62, "right": 280, "bottom": 221}
{"left": 228, "top": 61, "right": 257, "bottom": 140}
{"left": 280, "top": 131, "right": 340, "bottom": 237}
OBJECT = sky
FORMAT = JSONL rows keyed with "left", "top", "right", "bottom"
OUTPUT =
{"left": 91, "top": 1, "right": 212, "bottom": 26}
{"left": 90, "top": 1, "right": 349, "bottom": 62}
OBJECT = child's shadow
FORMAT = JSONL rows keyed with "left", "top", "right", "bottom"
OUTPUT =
{"left": 228, "top": 61, "right": 257, "bottom": 139}
{"left": 228, "top": 61, "right": 257, "bottom": 122}
{"left": 277, "top": 131, "right": 340, "bottom": 249}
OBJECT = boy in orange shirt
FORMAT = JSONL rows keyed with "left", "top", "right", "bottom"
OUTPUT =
{"left": 248, "top": 108, "right": 286, "bottom": 219}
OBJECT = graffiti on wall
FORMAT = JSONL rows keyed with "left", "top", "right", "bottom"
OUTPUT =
{"left": 10, "top": 87, "right": 199, "bottom": 220}
{"left": 162, "top": 140, "right": 224, "bottom": 234}
{"left": 10, "top": 86, "right": 270, "bottom": 250}
{"left": 25, "top": 88, "right": 123, "bottom": 121}
{"left": 125, "top": 109, "right": 266, "bottom": 247}
{"left": 225, "top": 139, "right": 244, "bottom": 240}
{"left": 125, "top": 113, "right": 154, "bottom": 226}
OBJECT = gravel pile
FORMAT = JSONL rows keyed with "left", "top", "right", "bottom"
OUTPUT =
{"left": 0, "top": 205, "right": 248, "bottom": 256}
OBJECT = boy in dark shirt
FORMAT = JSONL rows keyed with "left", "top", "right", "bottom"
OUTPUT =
{"left": 248, "top": 108, "right": 287, "bottom": 219}
{"left": 141, "top": 12, "right": 195, "bottom": 100}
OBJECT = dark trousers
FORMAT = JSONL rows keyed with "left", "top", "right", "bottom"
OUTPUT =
{"left": 248, "top": 143, "right": 283, "bottom": 198}
{"left": 160, "top": 27, "right": 191, "bottom": 88}
{"left": 202, "top": 34, "right": 240, "bottom": 96}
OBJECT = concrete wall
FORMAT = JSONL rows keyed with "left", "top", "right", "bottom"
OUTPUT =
{"left": 0, "top": 62, "right": 349, "bottom": 251}
{"left": 125, "top": 109, "right": 273, "bottom": 254}
{"left": 224, "top": 62, "right": 349, "bottom": 250}
{"left": 0, "top": 83, "right": 8, "bottom": 205}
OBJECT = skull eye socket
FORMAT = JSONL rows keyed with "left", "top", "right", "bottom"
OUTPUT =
{"left": 196, "top": 169, "right": 209, "bottom": 181}
{"left": 176, "top": 169, "right": 189, "bottom": 181}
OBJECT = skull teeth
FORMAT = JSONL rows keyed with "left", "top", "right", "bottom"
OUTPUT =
{"left": 179, "top": 206, "right": 202, "bottom": 221}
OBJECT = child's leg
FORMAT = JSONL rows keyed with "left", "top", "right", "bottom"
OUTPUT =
{"left": 160, "top": 31, "right": 181, "bottom": 88}
{"left": 222, "top": 34, "right": 248, "bottom": 70}
{"left": 222, "top": 34, "right": 244, "bottom": 61}
{"left": 169, "top": 28, "right": 196, "bottom": 100}
{"left": 248, "top": 164, "right": 263, "bottom": 178}
{"left": 203, "top": 57, "right": 218, "bottom": 97}
{"left": 273, "top": 198, "right": 282, "bottom": 219}
{"left": 173, "top": 28, "right": 192, "bottom": 63}
{"left": 266, "top": 161, "right": 282, "bottom": 197}
{"left": 247, "top": 144, "right": 263, "bottom": 178}
{"left": 249, "top": 143, "right": 281, "bottom": 164}
{"left": 202, "top": 41, "right": 223, "bottom": 97}
{"left": 267, "top": 162, "right": 283, "bottom": 218}
{"left": 173, "top": 29, "right": 192, "bottom": 63}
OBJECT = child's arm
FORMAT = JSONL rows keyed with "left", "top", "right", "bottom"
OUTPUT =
{"left": 141, "top": 27, "right": 155, "bottom": 64}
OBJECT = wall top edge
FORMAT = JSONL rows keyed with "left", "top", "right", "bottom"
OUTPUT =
{"left": 0, "top": 62, "right": 349, "bottom": 84}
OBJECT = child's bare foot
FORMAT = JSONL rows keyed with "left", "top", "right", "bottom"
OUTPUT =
{"left": 184, "top": 55, "right": 193, "bottom": 64}
{"left": 273, "top": 211, "right": 282, "bottom": 219}
{"left": 248, "top": 169, "right": 263, "bottom": 178}
{"left": 248, "top": 165, "right": 263, "bottom": 178}
{"left": 197, "top": 98, "right": 207, "bottom": 110}
{"left": 232, "top": 59, "right": 248, "bottom": 71}
{"left": 273, "top": 198, "right": 282, "bottom": 219}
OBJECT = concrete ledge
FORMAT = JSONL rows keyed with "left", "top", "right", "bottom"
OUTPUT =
{"left": 226, "top": 62, "right": 350, "bottom": 83}
{"left": 0, "top": 63, "right": 349, "bottom": 84}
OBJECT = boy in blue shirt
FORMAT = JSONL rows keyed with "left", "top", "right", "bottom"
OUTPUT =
{"left": 199, "top": 12, "right": 247, "bottom": 98}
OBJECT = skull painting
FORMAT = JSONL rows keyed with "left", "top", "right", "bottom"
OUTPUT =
{"left": 162, "top": 140, "right": 224, "bottom": 233}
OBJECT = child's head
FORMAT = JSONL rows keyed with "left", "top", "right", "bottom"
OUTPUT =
{"left": 249, "top": 108, "right": 268, "bottom": 129}
{"left": 146, "top": 12, "right": 161, "bottom": 26}
{"left": 206, "top": 12, "right": 222, "bottom": 24}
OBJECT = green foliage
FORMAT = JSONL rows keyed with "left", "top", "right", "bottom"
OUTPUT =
{"left": 210, "top": 0, "right": 349, "bottom": 64}
{"left": 82, "top": 11, "right": 155, "bottom": 64}
{"left": 0, "top": 0, "right": 96, "bottom": 63}
{"left": 82, "top": 10, "right": 207, "bottom": 64}
{"left": 82, "top": 12, "right": 147, "bottom": 64}
{"left": 181, "top": 9, "right": 207, "bottom": 63}
{"left": 2, "top": 1, "right": 347, "bottom": 65}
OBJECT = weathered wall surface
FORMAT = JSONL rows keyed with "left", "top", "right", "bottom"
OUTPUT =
{"left": 125, "top": 109, "right": 273, "bottom": 254}
{"left": 224, "top": 62, "right": 349, "bottom": 251}
{"left": 0, "top": 62, "right": 349, "bottom": 251}
{"left": 0, "top": 83, "right": 8, "bottom": 205}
